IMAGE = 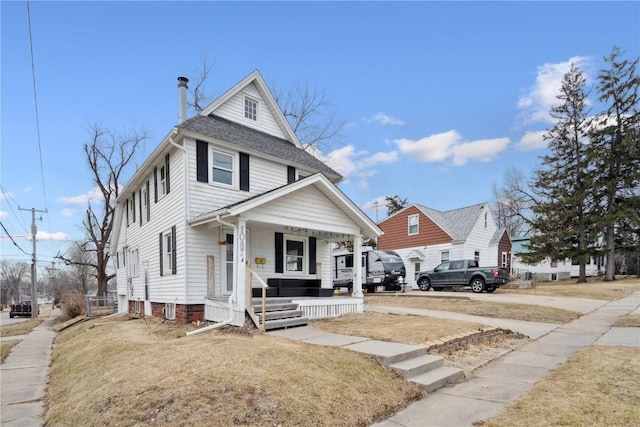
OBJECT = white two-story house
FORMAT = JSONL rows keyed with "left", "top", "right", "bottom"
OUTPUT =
{"left": 110, "top": 70, "right": 380, "bottom": 328}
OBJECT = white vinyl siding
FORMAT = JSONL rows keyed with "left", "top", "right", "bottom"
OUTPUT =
{"left": 213, "top": 82, "right": 286, "bottom": 139}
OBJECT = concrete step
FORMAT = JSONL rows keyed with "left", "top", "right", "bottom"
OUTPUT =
{"left": 264, "top": 316, "right": 309, "bottom": 331}
{"left": 388, "top": 354, "right": 444, "bottom": 379}
{"left": 258, "top": 309, "right": 303, "bottom": 321}
{"left": 409, "top": 366, "right": 464, "bottom": 392}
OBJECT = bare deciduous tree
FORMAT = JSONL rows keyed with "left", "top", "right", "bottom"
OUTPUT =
{"left": 0, "top": 259, "right": 29, "bottom": 308}
{"left": 57, "top": 125, "right": 146, "bottom": 297}
{"left": 492, "top": 167, "right": 537, "bottom": 238}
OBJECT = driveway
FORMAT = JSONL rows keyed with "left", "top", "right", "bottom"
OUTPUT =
{"left": 399, "top": 289, "right": 608, "bottom": 314}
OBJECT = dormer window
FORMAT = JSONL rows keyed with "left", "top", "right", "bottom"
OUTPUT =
{"left": 244, "top": 96, "right": 258, "bottom": 121}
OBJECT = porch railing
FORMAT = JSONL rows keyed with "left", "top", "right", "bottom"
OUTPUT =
{"left": 246, "top": 265, "right": 269, "bottom": 332}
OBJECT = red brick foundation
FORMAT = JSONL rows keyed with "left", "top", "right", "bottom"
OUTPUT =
{"left": 127, "top": 300, "right": 204, "bottom": 323}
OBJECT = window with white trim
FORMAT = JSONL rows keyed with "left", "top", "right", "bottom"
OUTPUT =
{"left": 440, "top": 251, "right": 450, "bottom": 262}
{"left": 165, "top": 231, "right": 174, "bottom": 273}
{"left": 158, "top": 164, "right": 167, "bottom": 197}
{"left": 244, "top": 96, "right": 258, "bottom": 121}
{"left": 474, "top": 251, "right": 480, "bottom": 264}
{"left": 134, "top": 299, "right": 141, "bottom": 314}
{"left": 131, "top": 248, "right": 139, "bottom": 278}
{"left": 164, "top": 303, "right": 176, "bottom": 320}
{"left": 285, "top": 237, "right": 305, "bottom": 273}
{"left": 212, "top": 150, "right": 234, "bottom": 186}
{"left": 408, "top": 214, "right": 419, "bottom": 235}
{"left": 127, "top": 196, "right": 135, "bottom": 225}
{"left": 141, "top": 185, "right": 148, "bottom": 225}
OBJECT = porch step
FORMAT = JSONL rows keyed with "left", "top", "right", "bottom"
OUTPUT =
{"left": 250, "top": 299, "right": 308, "bottom": 331}
{"left": 258, "top": 309, "right": 303, "bottom": 321}
{"left": 263, "top": 316, "right": 310, "bottom": 331}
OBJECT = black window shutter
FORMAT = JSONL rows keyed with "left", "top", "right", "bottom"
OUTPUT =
{"left": 132, "top": 193, "right": 136, "bottom": 223}
{"left": 165, "top": 154, "right": 171, "bottom": 194}
{"left": 172, "top": 225, "right": 177, "bottom": 275}
{"left": 126, "top": 199, "right": 130, "bottom": 226}
{"left": 240, "top": 152, "right": 250, "bottom": 191}
{"left": 309, "top": 237, "right": 317, "bottom": 274}
{"left": 159, "top": 233, "right": 163, "bottom": 276}
{"left": 139, "top": 189, "right": 143, "bottom": 226}
{"left": 196, "top": 140, "right": 208, "bottom": 182}
{"left": 154, "top": 167, "right": 158, "bottom": 203}
{"left": 287, "top": 166, "right": 296, "bottom": 184}
{"left": 275, "top": 232, "right": 283, "bottom": 273}
{"left": 146, "top": 181, "right": 151, "bottom": 221}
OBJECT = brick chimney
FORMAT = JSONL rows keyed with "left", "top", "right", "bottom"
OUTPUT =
{"left": 178, "top": 76, "right": 189, "bottom": 124}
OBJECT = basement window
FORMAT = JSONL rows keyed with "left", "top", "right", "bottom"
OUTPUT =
{"left": 165, "top": 303, "right": 176, "bottom": 320}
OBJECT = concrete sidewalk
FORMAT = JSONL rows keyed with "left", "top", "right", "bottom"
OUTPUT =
{"left": 1, "top": 310, "right": 58, "bottom": 427}
{"left": 272, "top": 292, "right": 639, "bottom": 427}
{"left": 371, "top": 292, "right": 639, "bottom": 427}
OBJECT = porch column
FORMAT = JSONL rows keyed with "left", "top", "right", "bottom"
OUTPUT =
{"left": 352, "top": 234, "right": 364, "bottom": 297}
{"left": 235, "top": 218, "right": 248, "bottom": 312}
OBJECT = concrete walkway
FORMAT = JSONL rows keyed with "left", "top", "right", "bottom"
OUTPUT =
{"left": 272, "top": 292, "right": 640, "bottom": 427}
{"left": 1, "top": 310, "right": 58, "bottom": 427}
{"left": 371, "top": 292, "right": 640, "bottom": 427}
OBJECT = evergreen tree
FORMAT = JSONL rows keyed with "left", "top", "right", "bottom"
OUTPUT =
{"left": 589, "top": 46, "right": 640, "bottom": 281}
{"left": 526, "top": 63, "right": 596, "bottom": 282}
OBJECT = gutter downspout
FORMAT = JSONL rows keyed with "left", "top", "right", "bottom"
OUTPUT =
{"left": 169, "top": 129, "right": 190, "bottom": 305}
{"left": 185, "top": 214, "right": 237, "bottom": 336}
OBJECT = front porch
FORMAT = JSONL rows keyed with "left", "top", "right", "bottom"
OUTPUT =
{"left": 204, "top": 294, "right": 364, "bottom": 325}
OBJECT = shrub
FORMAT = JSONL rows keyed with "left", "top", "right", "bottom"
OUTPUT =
{"left": 61, "top": 293, "right": 86, "bottom": 319}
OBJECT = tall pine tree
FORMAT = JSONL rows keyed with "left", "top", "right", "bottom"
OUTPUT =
{"left": 590, "top": 46, "right": 640, "bottom": 281}
{"left": 526, "top": 63, "right": 596, "bottom": 283}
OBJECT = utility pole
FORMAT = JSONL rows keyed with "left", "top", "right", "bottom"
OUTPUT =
{"left": 46, "top": 261, "right": 59, "bottom": 304}
{"left": 19, "top": 206, "right": 47, "bottom": 319}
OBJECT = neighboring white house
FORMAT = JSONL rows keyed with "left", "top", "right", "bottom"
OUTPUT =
{"left": 510, "top": 237, "right": 601, "bottom": 281}
{"left": 110, "top": 70, "right": 381, "bottom": 327}
{"left": 377, "top": 202, "right": 511, "bottom": 289}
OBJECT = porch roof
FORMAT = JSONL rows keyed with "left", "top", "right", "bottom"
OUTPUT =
{"left": 188, "top": 173, "right": 382, "bottom": 239}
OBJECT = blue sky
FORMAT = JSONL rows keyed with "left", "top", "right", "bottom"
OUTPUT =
{"left": 1, "top": 1, "right": 639, "bottom": 272}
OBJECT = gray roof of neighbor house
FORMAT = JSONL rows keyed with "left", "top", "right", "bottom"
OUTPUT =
{"left": 416, "top": 202, "right": 488, "bottom": 241}
{"left": 178, "top": 114, "right": 342, "bottom": 181}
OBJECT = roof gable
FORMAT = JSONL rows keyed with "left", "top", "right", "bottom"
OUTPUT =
{"left": 415, "top": 202, "right": 489, "bottom": 241}
{"left": 199, "top": 70, "right": 302, "bottom": 148}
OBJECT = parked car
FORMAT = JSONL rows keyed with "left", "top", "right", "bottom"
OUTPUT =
{"left": 332, "top": 248, "right": 406, "bottom": 293}
{"left": 416, "top": 259, "right": 509, "bottom": 293}
{"left": 9, "top": 300, "right": 38, "bottom": 318}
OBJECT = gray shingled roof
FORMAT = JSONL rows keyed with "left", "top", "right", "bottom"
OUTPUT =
{"left": 178, "top": 114, "right": 342, "bottom": 181}
{"left": 416, "top": 202, "right": 487, "bottom": 241}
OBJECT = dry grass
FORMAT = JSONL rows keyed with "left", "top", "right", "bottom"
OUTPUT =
{"left": 1, "top": 339, "right": 20, "bottom": 363}
{"left": 364, "top": 295, "right": 581, "bottom": 324}
{"left": 486, "top": 346, "right": 640, "bottom": 427}
{"left": 0, "top": 318, "right": 41, "bottom": 337}
{"left": 45, "top": 316, "right": 424, "bottom": 427}
{"left": 615, "top": 314, "right": 640, "bottom": 327}
{"left": 312, "top": 311, "right": 489, "bottom": 345}
{"left": 501, "top": 276, "right": 640, "bottom": 300}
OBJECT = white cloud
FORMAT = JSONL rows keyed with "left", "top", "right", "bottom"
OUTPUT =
{"left": 35, "top": 231, "right": 68, "bottom": 241}
{"left": 450, "top": 138, "right": 510, "bottom": 166}
{"left": 60, "top": 208, "right": 76, "bottom": 217}
{"left": 516, "top": 130, "right": 548, "bottom": 151}
{"left": 366, "top": 113, "right": 406, "bottom": 126}
{"left": 394, "top": 130, "right": 510, "bottom": 165}
{"left": 58, "top": 187, "right": 103, "bottom": 205}
{"left": 0, "top": 211, "right": 7, "bottom": 219}
{"left": 518, "top": 56, "right": 591, "bottom": 125}
{"left": 324, "top": 145, "right": 398, "bottom": 189}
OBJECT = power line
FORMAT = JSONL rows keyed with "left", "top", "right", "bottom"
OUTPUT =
{"left": 0, "top": 221, "right": 30, "bottom": 256}
{"left": 25, "top": 0, "right": 56, "bottom": 257}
